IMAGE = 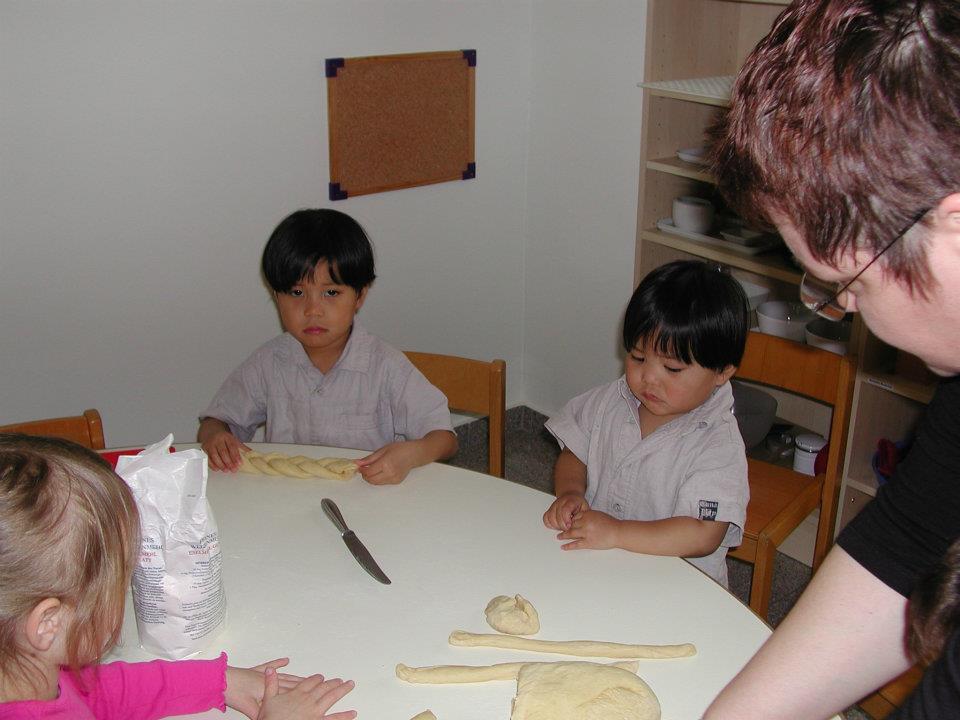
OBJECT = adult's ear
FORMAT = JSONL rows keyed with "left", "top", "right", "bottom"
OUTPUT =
{"left": 934, "top": 193, "right": 960, "bottom": 233}
{"left": 24, "top": 598, "right": 65, "bottom": 652}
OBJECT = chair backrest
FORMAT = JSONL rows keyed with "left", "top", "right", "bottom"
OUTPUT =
{"left": 736, "top": 331, "right": 856, "bottom": 566}
{"left": 0, "top": 409, "right": 106, "bottom": 450}
{"left": 404, "top": 351, "right": 506, "bottom": 477}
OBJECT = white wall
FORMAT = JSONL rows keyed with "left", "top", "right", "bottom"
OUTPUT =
{"left": 0, "top": 1, "right": 646, "bottom": 446}
{"left": 524, "top": 0, "right": 646, "bottom": 415}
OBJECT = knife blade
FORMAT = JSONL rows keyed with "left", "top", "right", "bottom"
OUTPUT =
{"left": 321, "top": 498, "right": 391, "bottom": 585}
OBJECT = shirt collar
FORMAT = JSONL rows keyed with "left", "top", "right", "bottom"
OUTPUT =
{"left": 616, "top": 376, "right": 733, "bottom": 435}
{"left": 281, "top": 322, "right": 374, "bottom": 376}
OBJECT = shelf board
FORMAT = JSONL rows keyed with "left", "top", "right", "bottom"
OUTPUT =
{"left": 860, "top": 371, "right": 937, "bottom": 404}
{"left": 641, "top": 228, "right": 801, "bottom": 283}
{"left": 639, "top": 76, "right": 733, "bottom": 107}
{"left": 646, "top": 156, "right": 713, "bottom": 184}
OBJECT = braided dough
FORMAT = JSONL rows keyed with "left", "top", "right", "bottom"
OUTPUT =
{"left": 485, "top": 594, "right": 540, "bottom": 635}
{"left": 237, "top": 450, "right": 358, "bottom": 481}
{"left": 511, "top": 661, "right": 660, "bottom": 720}
{"left": 396, "top": 660, "right": 640, "bottom": 684}
{"left": 448, "top": 630, "right": 696, "bottom": 659}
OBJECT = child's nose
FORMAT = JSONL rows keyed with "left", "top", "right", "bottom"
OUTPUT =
{"left": 305, "top": 293, "right": 325, "bottom": 315}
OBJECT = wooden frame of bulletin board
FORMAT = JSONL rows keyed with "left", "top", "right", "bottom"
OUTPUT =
{"left": 326, "top": 50, "right": 476, "bottom": 200}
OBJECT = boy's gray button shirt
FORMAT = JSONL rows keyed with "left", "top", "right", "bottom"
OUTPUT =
{"left": 545, "top": 377, "right": 749, "bottom": 588}
{"left": 201, "top": 323, "right": 453, "bottom": 451}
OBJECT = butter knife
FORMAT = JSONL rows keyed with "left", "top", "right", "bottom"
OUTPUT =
{"left": 321, "top": 498, "right": 392, "bottom": 585}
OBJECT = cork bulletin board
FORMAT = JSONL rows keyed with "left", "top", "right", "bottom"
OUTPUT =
{"left": 326, "top": 50, "right": 476, "bottom": 200}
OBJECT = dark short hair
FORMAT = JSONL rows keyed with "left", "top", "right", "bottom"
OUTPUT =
{"left": 710, "top": 0, "right": 960, "bottom": 292}
{"left": 623, "top": 261, "right": 749, "bottom": 371}
{"left": 261, "top": 209, "right": 376, "bottom": 294}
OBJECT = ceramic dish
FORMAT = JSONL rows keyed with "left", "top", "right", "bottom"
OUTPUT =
{"left": 676, "top": 147, "right": 709, "bottom": 166}
{"left": 756, "top": 300, "right": 815, "bottom": 342}
{"left": 719, "top": 226, "right": 768, "bottom": 247}
{"left": 805, "top": 317, "right": 852, "bottom": 355}
{"left": 656, "top": 218, "right": 782, "bottom": 257}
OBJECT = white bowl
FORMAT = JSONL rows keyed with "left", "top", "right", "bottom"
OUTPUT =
{"left": 735, "top": 277, "right": 771, "bottom": 311}
{"left": 805, "top": 317, "right": 852, "bottom": 355}
{"left": 756, "top": 301, "right": 815, "bottom": 342}
{"left": 731, "top": 381, "right": 778, "bottom": 450}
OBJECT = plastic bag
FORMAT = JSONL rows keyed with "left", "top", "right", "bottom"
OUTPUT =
{"left": 116, "top": 435, "right": 226, "bottom": 659}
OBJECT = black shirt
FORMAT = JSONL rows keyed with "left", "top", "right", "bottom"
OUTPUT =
{"left": 837, "top": 376, "right": 960, "bottom": 718}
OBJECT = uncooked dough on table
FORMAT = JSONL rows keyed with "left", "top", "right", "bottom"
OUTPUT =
{"left": 449, "top": 630, "right": 696, "bottom": 659}
{"left": 510, "top": 661, "right": 660, "bottom": 720}
{"left": 409, "top": 712, "right": 436, "bottom": 720}
{"left": 237, "top": 450, "right": 358, "bottom": 480}
{"left": 485, "top": 594, "right": 540, "bottom": 635}
{"left": 395, "top": 659, "right": 640, "bottom": 684}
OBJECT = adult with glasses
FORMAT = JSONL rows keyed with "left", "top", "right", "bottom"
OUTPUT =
{"left": 703, "top": 1, "right": 960, "bottom": 718}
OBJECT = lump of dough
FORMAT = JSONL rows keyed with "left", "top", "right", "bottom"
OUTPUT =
{"left": 485, "top": 594, "right": 540, "bottom": 635}
{"left": 410, "top": 713, "right": 436, "bottom": 720}
{"left": 510, "top": 662, "right": 660, "bottom": 720}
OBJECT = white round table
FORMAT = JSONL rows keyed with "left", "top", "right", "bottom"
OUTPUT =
{"left": 109, "top": 443, "right": 771, "bottom": 719}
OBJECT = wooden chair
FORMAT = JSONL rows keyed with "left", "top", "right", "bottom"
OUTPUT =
{"left": 728, "top": 331, "right": 856, "bottom": 619}
{"left": 404, "top": 352, "right": 506, "bottom": 478}
{"left": 0, "top": 409, "right": 106, "bottom": 450}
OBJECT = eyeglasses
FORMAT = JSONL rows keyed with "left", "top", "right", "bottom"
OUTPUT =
{"left": 799, "top": 208, "right": 929, "bottom": 321}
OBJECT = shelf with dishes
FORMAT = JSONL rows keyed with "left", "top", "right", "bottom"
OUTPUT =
{"left": 640, "top": 228, "right": 799, "bottom": 284}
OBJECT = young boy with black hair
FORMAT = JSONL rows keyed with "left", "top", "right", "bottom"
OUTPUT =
{"left": 198, "top": 208, "right": 457, "bottom": 485}
{"left": 542, "top": 260, "right": 750, "bottom": 587}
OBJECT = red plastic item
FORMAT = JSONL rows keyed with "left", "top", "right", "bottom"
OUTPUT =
{"left": 813, "top": 441, "right": 830, "bottom": 476}
{"left": 99, "top": 447, "right": 175, "bottom": 469}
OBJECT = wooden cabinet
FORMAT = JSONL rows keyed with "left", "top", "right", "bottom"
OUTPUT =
{"left": 636, "top": 1, "right": 934, "bottom": 714}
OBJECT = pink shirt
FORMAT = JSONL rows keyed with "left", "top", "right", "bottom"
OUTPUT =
{"left": 0, "top": 653, "right": 227, "bottom": 719}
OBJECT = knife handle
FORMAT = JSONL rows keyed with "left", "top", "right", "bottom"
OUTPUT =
{"left": 321, "top": 498, "right": 349, "bottom": 534}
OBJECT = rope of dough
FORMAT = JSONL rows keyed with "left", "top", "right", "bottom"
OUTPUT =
{"left": 409, "top": 713, "right": 436, "bottom": 720}
{"left": 448, "top": 630, "right": 696, "bottom": 659}
{"left": 396, "top": 659, "right": 640, "bottom": 684}
{"left": 237, "top": 450, "right": 358, "bottom": 480}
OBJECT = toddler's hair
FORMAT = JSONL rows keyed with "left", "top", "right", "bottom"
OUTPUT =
{"left": 261, "top": 208, "right": 377, "bottom": 295}
{"left": 623, "top": 260, "right": 749, "bottom": 371}
{"left": 0, "top": 434, "right": 140, "bottom": 684}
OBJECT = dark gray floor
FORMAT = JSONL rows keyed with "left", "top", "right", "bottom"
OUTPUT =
{"left": 446, "top": 406, "right": 872, "bottom": 720}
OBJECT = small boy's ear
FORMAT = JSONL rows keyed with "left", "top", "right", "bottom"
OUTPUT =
{"left": 354, "top": 285, "right": 369, "bottom": 311}
{"left": 717, "top": 365, "right": 737, "bottom": 385}
{"left": 24, "top": 598, "right": 65, "bottom": 652}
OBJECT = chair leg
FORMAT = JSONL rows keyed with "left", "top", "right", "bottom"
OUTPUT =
{"left": 748, "top": 534, "right": 777, "bottom": 620}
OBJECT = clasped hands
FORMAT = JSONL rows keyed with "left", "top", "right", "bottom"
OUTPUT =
{"left": 542, "top": 493, "right": 620, "bottom": 551}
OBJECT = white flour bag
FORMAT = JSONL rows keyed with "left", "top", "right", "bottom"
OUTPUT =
{"left": 116, "top": 435, "right": 226, "bottom": 659}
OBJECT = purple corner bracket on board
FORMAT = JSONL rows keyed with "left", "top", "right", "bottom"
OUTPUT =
{"left": 325, "top": 58, "right": 345, "bottom": 78}
{"left": 329, "top": 183, "right": 348, "bottom": 201}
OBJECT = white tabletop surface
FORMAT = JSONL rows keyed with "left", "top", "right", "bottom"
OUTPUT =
{"left": 109, "top": 443, "right": 772, "bottom": 720}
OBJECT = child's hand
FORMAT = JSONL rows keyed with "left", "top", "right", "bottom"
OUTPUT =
{"left": 543, "top": 492, "right": 589, "bottom": 531}
{"left": 356, "top": 441, "right": 419, "bottom": 485}
{"left": 201, "top": 429, "right": 249, "bottom": 472}
{"left": 555, "top": 509, "right": 620, "bottom": 550}
{"left": 225, "top": 659, "right": 304, "bottom": 718}
{"left": 257, "top": 667, "right": 356, "bottom": 720}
